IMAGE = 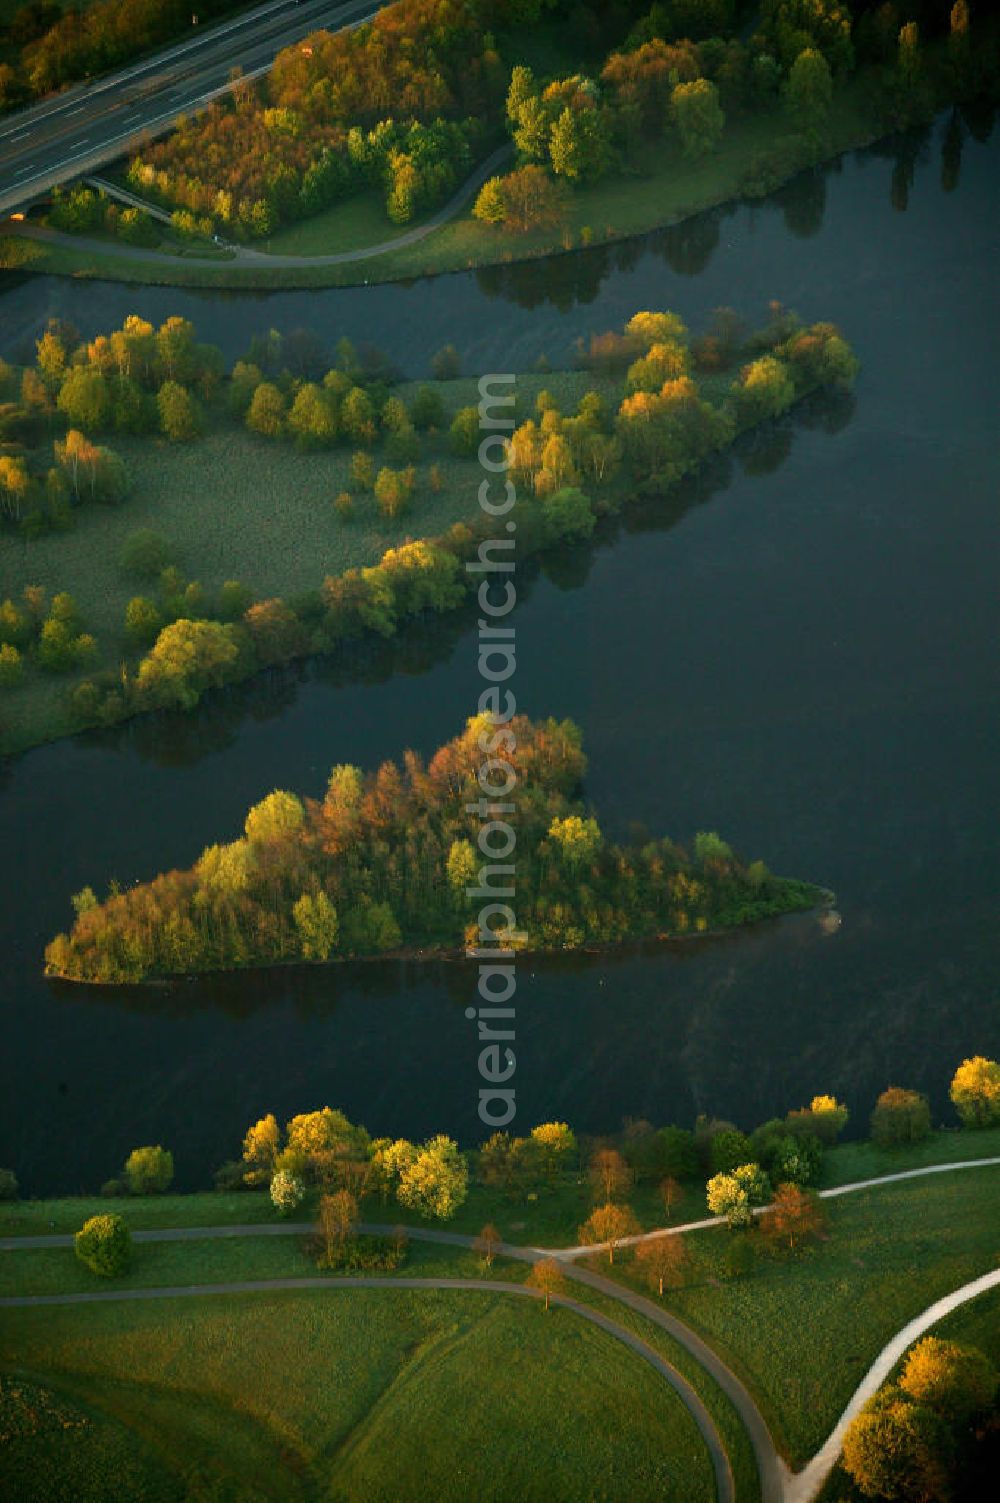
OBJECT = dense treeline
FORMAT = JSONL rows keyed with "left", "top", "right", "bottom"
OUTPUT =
{"left": 38, "top": 303, "right": 855, "bottom": 730}
{"left": 44, "top": 712, "right": 823, "bottom": 981}
{"left": 476, "top": 0, "right": 998, "bottom": 225}
{"left": 89, "top": 0, "right": 1000, "bottom": 244}
{"left": 0, "top": 0, "right": 249, "bottom": 108}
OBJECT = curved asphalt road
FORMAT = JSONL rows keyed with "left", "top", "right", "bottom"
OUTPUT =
{"left": 0, "top": 0, "right": 386, "bottom": 217}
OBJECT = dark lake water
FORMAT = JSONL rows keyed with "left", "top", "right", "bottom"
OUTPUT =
{"left": 1, "top": 113, "right": 998, "bottom": 1194}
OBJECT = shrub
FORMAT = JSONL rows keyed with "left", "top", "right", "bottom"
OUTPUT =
{"left": 409, "top": 386, "right": 445, "bottom": 431}
{"left": 123, "top": 1144, "right": 174, "bottom": 1194}
{"left": 431, "top": 345, "right": 461, "bottom": 381}
{"left": 74, "top": 1214, "right": 131, "bottom": 1277}
{"left": 213, "top": 1159, "right": 249, "bottom": 1192}
{"left": 100, "top": 1178, "right": 125, "bottom": 1198}
{"left": 334, "top": 490, "right": 354, "bottom": 521}
{"left": 270, "top": 1169, "right": 306, "bottom": 1214}
{"left": 709, "top": 1128, "right": 753, "bottom": 1175}
{"left": 314, "top": 1233, "right": 407, "bottom": 1272}
{"left": 870, "top": 1087, "right": 932, "bottom": 1148}
{"left": 119, "top": 529, "right": 174, "bottom": 579}
{"left": 0, "top": 1168, "right": 18, "bottom": 1200}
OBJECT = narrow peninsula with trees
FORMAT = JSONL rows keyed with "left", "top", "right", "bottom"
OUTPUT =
{"left": 44, "top": 714, "right": 824, "bottom": 982}
{"left": 0, "top": 302, "right": 857, "bottom": 756}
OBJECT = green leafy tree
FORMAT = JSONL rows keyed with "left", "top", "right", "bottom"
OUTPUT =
{"left": 900, "top": 1337, "right": 997, "bottom": 1425}
{"left": 706, "top": 1162, "right": 770, "bottom": 1228}
{"left": 548, "top": 105, "right": 610, "bottom": 182}
{"left": 672, "top": 78, "right": 725, "bottom": 158}
{"left": 473, "top": 175, "right": 507, "bottom": 224}
{"left": 341, "top": 387, "right": 376, "bottom": 445}
{"left": 430, "top": 345, "right": 461, "bottom": 381}
{"left": 731, "top": 356, "right": 795, "bottom": 423}
{"left": 842, "top": 1388, "right": 951, "bottom": 1502}
{"left": 409, "top": 386, "right": 445, "bottom": 431}
{"left": 136, "top": 619, "right": 241, "bottom": 711}
{"left": 449, "top": 406, "right": 480, "bottom": 456}
{"left": 157, "top": 380, "right": 201, "bottom": 441}
{"left": 506, "top": 63, "right": 537, "bottom": 125}
{"left": 870, "top": 1086, "right": 932, "bottom": 1147}
{"left": 124, "top": 1145, "right": 174, "bottom": 1194}
{"left": 783, "top": 48, "right": 833, "bottom": 131}
{"left": 57, "top": 367, "right": 112, "bottom": 431}
{"left": 288, "top": 383, "right": 336, "bottom": 447}
{"left": 74, "top": 1214, "right": 131, "bottom": 1277}
{"left": 245, "top": 790, "right": 305, "bottom": 847}
{"left": 293, "top": 891, "right": 339, "bottom": 961}
{"left": 529, "top": 1121, "right": 577, "bottom": 1183}
{"left": 548, "top": 813, "right": 602, "bottom": 865}
{"left": 124, "top": 596, "right": 164, "bottom": 647}
{"left": 246, "top": 381, "right": 286, "bottom": 438}
{"left": 118, "top": 529, "right": 173, "bottom": 579}
{"left": 396, "top": 1134, "right": 469, "bottom": 1220}
{"left": 350, "top": 451, "right": 375, "bottom": 491}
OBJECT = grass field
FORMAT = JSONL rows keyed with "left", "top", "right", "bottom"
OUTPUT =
{"left": 0, "top": 1286, "right": 716, "bottom": 1502}
{"left": 601, "top": 1165, "right": 1000, "bottom": 1467}
{"left": 818, "top": 1126, "right": 1000, "bottom": 1188}
{"left": 0, "top": 368, "right": 618, "bottom": 756}
{"left": 1, "top": 75, "right": 891, "bottom": 290}
{"left": 262, "top": 186, "right": 443, "bottom": 258}
{"left": 0, "top": 1227, "right": 490, "bottom": 1299}
{"left": 0, "top": 1174, "right": 695, "bottom": 1248}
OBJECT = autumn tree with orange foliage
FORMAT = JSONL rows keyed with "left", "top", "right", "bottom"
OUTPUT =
{"left": 578, "top": 1202, "right": 641, "bottom": 1264}
{"left": 635, "top": 1232, "right": 691, "bottom": 1297}
{"left": 759, "top": 1183, "right": 827, "bottom": 1253}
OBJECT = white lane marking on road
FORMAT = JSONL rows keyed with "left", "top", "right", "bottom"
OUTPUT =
{"left": 12, "top": 163, "right": 36, "bottom": 177}
{"left": 69, "top": 139, "right": 90, "bottom": 149}
{"left": 67, "top": 105, "right": 86, "bottom": 116}
{"left": 10, "top": 129, "right": 31, "bottom": 141}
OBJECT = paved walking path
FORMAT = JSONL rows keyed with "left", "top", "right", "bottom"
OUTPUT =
{"left": 8, "top": 144, "right": 512, "bottom": 270}
{"left": 553, "top": 1156, "right": 1000, "bottom": 1261}
{"left": 3, "top": 1155, "right": 999, "bottom": 1503}
{"left": 0, "top": 1272, "right": 735, "bottom": 1503}
{"left": 783, "top": 1267, "right": 1000, "bottom": 1503}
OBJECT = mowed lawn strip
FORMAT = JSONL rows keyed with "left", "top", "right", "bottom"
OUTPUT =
{"left": 598, "top": 1165, "right": 1000, "bottom": 1467}
{"left": 0, "top": 1287, "right": 715, "bottom": 1503}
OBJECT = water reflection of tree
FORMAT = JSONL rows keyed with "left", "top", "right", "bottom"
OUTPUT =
{"left": 96, "top": 392, "right": 855, "bottom": 772}
{"left": 655, "top": 207, "right": 725, "bottom": 276}
{"left": 960, "top": 98, "right": 996, "bottom": 144}
{"left": 475, "top": 243, "right": 610, "bottom": 311}
{"left": 774, "top": 167, "right": 828, "bottom": 239}
{"left": 940, "top": 110, "right": 965, "bottom": 194}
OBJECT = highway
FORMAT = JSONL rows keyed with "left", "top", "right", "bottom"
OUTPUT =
{"left": 0, "top": 0, "right": 384, "bottom": 218}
